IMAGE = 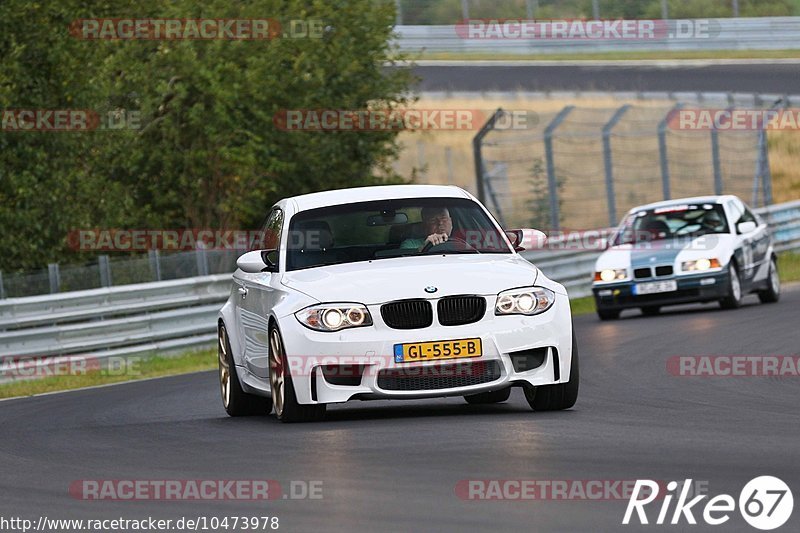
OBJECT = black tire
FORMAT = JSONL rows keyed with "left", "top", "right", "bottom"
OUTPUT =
{"left": 269, "top": 326, "right": 326, "bottom": 423}
{"left": 719, "top": 263, "right": 743, "bottom": 310}
{"left": 464, "top": 388, "right": 511, "bottom": 405}
{"left": 597, "top": 308, "right": 621, "bottom": 321}
{"left": 757, "top": 257, "right": 780, "bottom": 304}
{"left": 641, "top": 306, "right": 661, "bottom": 316}
{"left": 218, "top": 324, "right": 272, "bottom": 417}
{"left": 524, "top": 332, "right": 579, "bottom": 411}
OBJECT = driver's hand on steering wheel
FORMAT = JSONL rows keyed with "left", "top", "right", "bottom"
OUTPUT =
{"left": 420, "top": 232, "right": 448, "bottom": 251}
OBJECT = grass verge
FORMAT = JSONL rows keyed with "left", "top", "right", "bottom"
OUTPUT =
{"left": 0, "top": 349, "right": 216, "bottom": 400}
{"left": 778, "top": 251, "right": 800, "bottom": 283}
{"left": 3, "top": 253, "right": 798, "bottom": 399}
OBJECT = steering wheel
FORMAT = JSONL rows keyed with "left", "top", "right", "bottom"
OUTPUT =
{"left": 420, "top": 236, "right": 477, "bottom": 254}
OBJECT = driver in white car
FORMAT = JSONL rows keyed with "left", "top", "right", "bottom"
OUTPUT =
{"left": 400, "top": 206, "right": 453, "bottom": 251}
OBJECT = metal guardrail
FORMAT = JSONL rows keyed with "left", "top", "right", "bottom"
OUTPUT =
{"left": 522, "top": 201, "right": 800, "bottom": 299}
{"left": 0, "top": 200, "right": 798, "bottom": 375}
{"left": 395, "top": 17, "right": 800, "bottom": 54}
{"left": 0, "top": 275, "right": 231, "bottom": 372}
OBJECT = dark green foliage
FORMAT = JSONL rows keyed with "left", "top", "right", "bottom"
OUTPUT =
{"left": 0, "top": 0, "right": 412, "bottom": 271}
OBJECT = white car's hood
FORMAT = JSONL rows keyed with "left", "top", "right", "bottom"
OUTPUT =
{"left": 281, "top": 254, "right": 538, "bottom": 304}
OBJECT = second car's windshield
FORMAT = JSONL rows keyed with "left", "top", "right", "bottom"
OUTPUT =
{"left": 285, "top": 197, "right": 511, "bottom": 271}
{"left": 614, "top": 203, "right": 729, "bottom": 246}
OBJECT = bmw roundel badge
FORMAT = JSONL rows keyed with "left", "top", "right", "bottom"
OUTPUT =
{"left": 424, "top": 286, "right": 438, "bottom": 294}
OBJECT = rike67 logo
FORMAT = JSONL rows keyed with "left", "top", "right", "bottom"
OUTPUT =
{"left": 623, "top": 476, "right": 793, "bottom": 530}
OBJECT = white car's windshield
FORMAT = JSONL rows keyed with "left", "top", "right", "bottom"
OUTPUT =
{"left": 614, "top": 203, "right": 730, "bottom": 246}
{"left": 286, "top": 197, "right": 511, "bottom": 271}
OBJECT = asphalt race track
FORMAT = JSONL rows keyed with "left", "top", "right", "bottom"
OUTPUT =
{"left": 410, "top": 62, "right": 800, "bottom": 94}
{"left": 1, "top": 287, "right": 799, "bottom": 532}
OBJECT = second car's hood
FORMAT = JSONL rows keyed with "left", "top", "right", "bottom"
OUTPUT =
{"left": 596, "top": 233, "right": 737, "bottom": 270}
{"left": 281, "top": 254, "right": 538, "bottom": 304}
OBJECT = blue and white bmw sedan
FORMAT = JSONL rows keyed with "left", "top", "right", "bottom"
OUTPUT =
{"left": 217, "top": 185, "right": 578, "bottom": 422}
{"left": 592, "top": 195, "right": 780, "bottom": 320}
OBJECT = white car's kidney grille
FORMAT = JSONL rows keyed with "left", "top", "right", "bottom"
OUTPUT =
{"left": 380, "top": 299, "right": 433, "bottom": 329}
{"left": 376, "top": 360, "right": 501, "bottom": 391}
{"left": 437, "top": 296, "right": 486, "bottom": 326}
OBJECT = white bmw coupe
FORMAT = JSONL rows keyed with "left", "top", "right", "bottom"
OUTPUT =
{"left": 218, "top": 185, "right": 577, "bottom": 422}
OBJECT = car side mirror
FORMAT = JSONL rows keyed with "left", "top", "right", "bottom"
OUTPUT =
{"left": 236, "top": 249, "right": 278, "bottom": 273}
{"left": 505, "top": 229, "right": 547, "bottom": 251}
{"left": 737, "top": 221, "right": 757, "bottom": 234}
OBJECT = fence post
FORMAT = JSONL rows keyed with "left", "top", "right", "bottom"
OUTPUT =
{"left": 602, "top": 104, "right": 630, "bottom": 227}
{"left": 98, "top": 255, "right": 112, "bottom": 287}
{"left": 0, "top": 271, "right": 4, "bottom": 299}
{"left": 544, "top": 105, "right": 574, "bottom": 231}
{"left": 483, "top": 163, "right": 507, "bottom": 227}
{"left": 473, "top": 108, "right": 505, "bottom": 204}
{"left": 196, "top": 245, "right": 209, "bottom": 277}
{"left": 658, "top": 103, "right": 682, "bottom": 201}
{"left": 710, "top": 110, "right": 727, "bottom": 195}
{"left": 149, "top": 249, "right": 162, "bottom": 281}
{"left": 445, "top": 146, "right": 454, "bottom": 185}
{"left": 48, "top": 263, "right": 61, "bottom": 294}
{"left": 416, "top": 140, "right": 426, "bottom": 177}
{"left": 753, "top": 128, "right": 773, "bottom": 207}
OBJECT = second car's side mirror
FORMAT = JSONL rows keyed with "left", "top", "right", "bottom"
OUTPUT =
{"left": 236, "top": 249, "right": 278, "bottom": 273}
{"left": 737, "top": 221, "right": 757, "bottom": 234}
{"left": 505, "top": 229, "right": 547, "bottom": 251}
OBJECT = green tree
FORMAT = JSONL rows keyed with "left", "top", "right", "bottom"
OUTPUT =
{"left": 0, "top": 0, "right": 412, "bottom": 272}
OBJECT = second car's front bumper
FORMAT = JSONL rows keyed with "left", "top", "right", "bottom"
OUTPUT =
{"left": 592, "top": 271, "right": 730, "bottom": 311}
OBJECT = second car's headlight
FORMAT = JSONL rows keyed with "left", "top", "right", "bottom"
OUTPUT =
{"left": 495, "top": 287, "right": 556, "bottom": 316}
{"left": 295, "top": 303, "right": 373, "bottom": 332}
{"left": 594, "top": 269, "right": 628, "bottom": 282}
{"left": 682, "top": 258, "right": 721, "bottom": 272}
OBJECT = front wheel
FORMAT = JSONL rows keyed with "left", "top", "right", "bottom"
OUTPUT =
{"left": 524, "top": 333, "right": 579, "bottom": 411}
{"left": 757, "top": 257, "right": 780, "bottom": 304}
{"left": 269, "top": 326, "right": 326, "bottom": 423}
{"left": 719, "top": 263, "right": 743, "bottom": 310}
{"left": 218, "top": 324, "right": 272, "bottom": 417}
{"left": 464, "top": 388, "right": 511, "bottom": 404}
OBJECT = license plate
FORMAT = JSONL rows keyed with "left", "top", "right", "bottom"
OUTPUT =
{"left": 634, "top": 280, "right": 678, "bottom": 295}
{"left": 394, "top": 338, "right": 482, "bottom": 363}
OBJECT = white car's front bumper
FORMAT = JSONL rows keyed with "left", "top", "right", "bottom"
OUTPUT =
{"left": 277, "top": 295, "right": 574, "bottom": 405}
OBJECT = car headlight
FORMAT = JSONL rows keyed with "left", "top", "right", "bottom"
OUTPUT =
{"left": 495, "top": 287, "right": 555, "bottom": 316}
{"left": 682, "top": 258, "right": 721, "bottom": 272}
{"left": 295, "top": 303, "right": 373, "bottom": 332}
{"left": 594, "top": 269, "right": 628, "bottom": 282}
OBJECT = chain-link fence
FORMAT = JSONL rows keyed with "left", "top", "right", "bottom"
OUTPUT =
{"left": 0, "top": 249, "right": 242, "bottom": 299}
{"left": 474, "top": 98, "right": 776, "bottom": 231}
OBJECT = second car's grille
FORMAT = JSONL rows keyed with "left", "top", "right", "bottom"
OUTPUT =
{"left": 437, "top": 296, "right": 486, "bottom": 326}
{"left": 634, "top": 268, "right": 652, "bottom": 279}
{"left": 377, "top": 360, "right": 501, "bottom": 391}
{"left": 380, "top": 299, "right": 433, "bottom": 329}
{"left": 655, "top": 265, "right": 674, "bottom": 277}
